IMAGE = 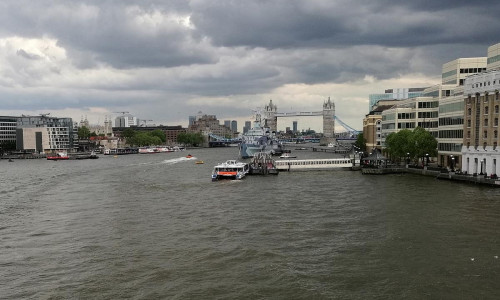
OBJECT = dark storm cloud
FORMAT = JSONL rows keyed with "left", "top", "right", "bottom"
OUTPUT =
{"left": 190, "top": 0, "right": 500, "bottom": 49}
{"left": 1, "top": 0, "right": 500, "bottom": 125}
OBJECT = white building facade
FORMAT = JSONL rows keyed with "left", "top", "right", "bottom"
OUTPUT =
{"left": 461, "top": 71, "right": 500, "bottom": 176}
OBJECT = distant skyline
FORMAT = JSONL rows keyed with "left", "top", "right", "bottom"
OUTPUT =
{"left": 1, "top": 1, "right": 499, "bottom": 132}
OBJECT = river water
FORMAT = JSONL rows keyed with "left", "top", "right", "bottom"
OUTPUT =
{"left": 1, "top": 147, "right": 499, "bottom": 299}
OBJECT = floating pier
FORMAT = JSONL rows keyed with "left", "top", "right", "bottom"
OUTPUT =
{"left": 248, "top": 153, "right": 279, "bottom": 175}
{"left": 275, "top": 158, "right": 357, "bottom": 171}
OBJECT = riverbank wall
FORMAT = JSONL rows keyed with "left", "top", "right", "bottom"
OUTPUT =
{"left": 361, "top": 166, "right": 500, "bottom": 187}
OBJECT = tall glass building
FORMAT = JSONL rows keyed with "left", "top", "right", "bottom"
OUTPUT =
{"left": 369, "top": 87, "right": 427, "bottom": 111}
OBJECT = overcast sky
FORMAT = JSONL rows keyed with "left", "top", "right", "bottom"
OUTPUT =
{"left": 1, "top": 0, "right": 499, "bottom": 131}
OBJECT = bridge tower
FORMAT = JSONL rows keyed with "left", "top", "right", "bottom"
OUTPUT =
{"left": 321, "top": 97, "right": 336, "bottom": 145}
{"left": 264, "top": 99, "right": 278, "bottom": 132}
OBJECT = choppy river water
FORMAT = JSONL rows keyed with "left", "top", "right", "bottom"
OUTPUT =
{"left": 1, "top": 147, "right": 499, "bottom": 299}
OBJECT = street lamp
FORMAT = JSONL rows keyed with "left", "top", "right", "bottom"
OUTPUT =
{"left": 406, "top": 152, "right": 410, "bottom": 166}
{"left": 451, "top": 156, "right": 455, "bottom": 171}
{"left": 425, "top": 153, "right": 429, "bottom": 166}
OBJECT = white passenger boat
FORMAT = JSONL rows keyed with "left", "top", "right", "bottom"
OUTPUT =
{"left": 279, "top": 153, "right": 297, "bottom": 159}
{"left": 274, "top": 158, "right": 355, "bottom": 171}
{"left": 138, "top": 147, "right": 157, "bottom": 154}
{"left": 211, "top": 160, "right": 250, "bottom": 181}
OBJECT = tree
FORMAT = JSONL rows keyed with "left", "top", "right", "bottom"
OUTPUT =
{"left": 411, "top": 127, "right": 437, "bottom": 162}
{"left": 177, "top": 132, "right": 204, "bottom": 147}
{"left": 150, "top": 129, "right": 166, "bottom": 143}
{"left": 384, "top": 128, "right": 437, "bottom": 164}
{"left": 354, "top": 133, "right": 366, "bottom": 152}
{"left": 122, "top": 128, "right": 136, "bottom": 140}
{"left": 78, "top": 126, "right": 91, "bottom": 140}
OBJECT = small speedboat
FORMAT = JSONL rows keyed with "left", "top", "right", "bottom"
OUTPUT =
{"left": 186, "top": 154, "right": 193, "bottom": 158}
{"left": 279, "top": 153, "right": 297, "bottom": 159}
{"left": 195, "top": 160, "right": 204, "bottom": 164}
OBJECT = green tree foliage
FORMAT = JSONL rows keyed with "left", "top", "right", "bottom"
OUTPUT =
{"left": 122, "top": 128, "right": 136, "bottom": 139}
{"left": 77, "top": 126, "right": 91, "bottom": 140}
{"left": 411, "top": 127, "right": 438, "bottom": 159}
{"left": 150, "top": 129, "right": 166, "bottom": 143}
{"left": 177, "top": 132, "right": 204, "bottom": 147}
{"left": 122, "top": 129, "right": 167, "bottom": 146}
{"left": 354, "top": 133, "right": 366, "bottom": 152}
{"left": 385, "top": 127, "right": 437, "bottom": 163}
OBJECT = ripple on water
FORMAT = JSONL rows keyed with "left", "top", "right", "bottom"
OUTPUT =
{"left": 1, "top": 149, "right": 500, "bottom": 299}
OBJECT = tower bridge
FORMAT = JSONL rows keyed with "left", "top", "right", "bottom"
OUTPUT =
{"left": 263, "top": 98, "right": 335, "bottom": 138}
{"left": 261, "top": 97, "right": 360, "bottom": 144}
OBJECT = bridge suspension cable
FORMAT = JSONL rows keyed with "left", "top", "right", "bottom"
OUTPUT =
{"left": 334, "top": 116, "right": 360, "bottom": 135}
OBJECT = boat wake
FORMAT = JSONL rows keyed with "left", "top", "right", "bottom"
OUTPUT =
{"left": 161, "top": 156, "right": 196, "bottom": 165}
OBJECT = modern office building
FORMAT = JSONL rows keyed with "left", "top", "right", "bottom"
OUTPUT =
{"left": 243, "top": 121, "right": 251, "bottom": 134}
{"left": 231, "top": 120, "right": 237, "bottom": 133}
{"left": 437, "top": 86, "right": 465, "bottom": 168}
{"left": 441, "top": 57, "right": 487, "bottom": 86}
{"left": 0, "top": 116, "right": 18, "bottom": 145}
{"left": 188, "top": 116, "right": 196, "bottom": 127}
{"left": 16, "top": 115, "right": 75, "bottom": 152}
{"left": 369, "top": 87, "right": 427, "bottom": 111}
{"left": 224, "top": 120, "right": 231, "bottom": 129}
{"left": 293, "top": 121, "right": 298, "bottom": 133}
{"left": 487, "top": 43, "right": 500, "bottom": 71}
{"left": 114, "top": 114, "right": 138, "bottom": 127}
{"left": 380, "top": 84, "right": 447, "bottom": 144}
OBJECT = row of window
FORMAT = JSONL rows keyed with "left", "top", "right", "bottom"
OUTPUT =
{"left": 437, "top": 67, "right": 486, "bottom": 81}
{"left": 418, "top": 101, "right": 439, "bottom": 108}
{"left": 439, "top": 117, "right": 464, "bottom": 126}
{"left": 466, "top": 142, "right": 498, "bottom": 150}
{"left": 466, "top": 118, "right": 499, "bottom": 127}
{"left": 484, "top": 118, "right": 499, "bottom": 127}
{"left": 398, "top": 122, "right": 415, "bottom": 129}
{"left": 417, "top": 121, "right": 439, "bottom": 128}
{"left": 439, "top": 130, "right": 463, "bottom": 139}
{"left": 398, "top": 113, "right": 415, "bottom": 119}
{"left": 471, "top": 80, "right": 498, "bottom": 89}
{"left": 487, "top": 55, "right": 500, "bottom": 65}
{"left": 382, "top": 114, "right": 395, "bottom": 121}
{"left": 418, "top": 111, "right": 438, "bottom": 118}
{"left": 439, "top": 102, "right": 464, "bottom": 114}
{"left": 466, "top": 105, "right": 500, "bottom": 116}
{"left": 466, "top": 130, "right": 499, "bottom": 139}
{"left": 382, "top": 123, "right": 395, "bottom": 130}
{"left": 438, "top": 143, "right": 463, "bottom": 152}
{"left": 460, "top": 67, "right": 486, "bottom": 74}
